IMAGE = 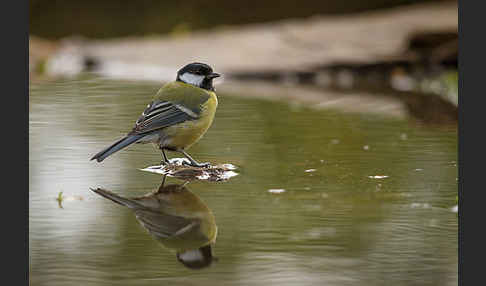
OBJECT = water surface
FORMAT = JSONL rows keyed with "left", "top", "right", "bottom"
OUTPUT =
{"left": 29, "top": 77, "right": 457, "bottom": 286}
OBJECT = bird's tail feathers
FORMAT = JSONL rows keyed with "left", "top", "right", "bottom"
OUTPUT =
{"left": 90, "top": 134, "right": 144, "bottom": 162}
{"left": 90, "top": 188, "right": 143, "bottom": 209}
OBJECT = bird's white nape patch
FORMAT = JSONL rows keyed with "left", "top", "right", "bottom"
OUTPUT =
{"left": 180, "top": 72, "right": 205, "bottom": 87}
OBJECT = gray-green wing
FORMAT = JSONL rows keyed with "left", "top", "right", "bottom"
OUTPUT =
{"left": 129, "top": 81, "right": 210, "bottom": 135}
{"left": 153, "top": 81, "right": 211, "bottom": 113}
{"left": 134, "top": 208, "right": 195, "bottom": 239}
{"left": 130, "top": 100, "right": 196, "bottom": 134}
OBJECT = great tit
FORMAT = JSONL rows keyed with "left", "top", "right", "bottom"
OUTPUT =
{"left": 91, "top": 177, "right": 217, "bottom": 269}
{"left": 90, "top": 62, "right": 220, "bottom": 167}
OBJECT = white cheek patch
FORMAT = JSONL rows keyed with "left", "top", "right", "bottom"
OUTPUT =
{"left": 179, "top": 249, "right": 204, "bottom": 263}
{"left": 180, "top": 73, "right": 205, "bottom": 87}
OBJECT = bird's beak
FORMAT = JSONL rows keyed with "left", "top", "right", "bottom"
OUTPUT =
{"left": 207, "top": 73, "right": 221, "bottom": 79}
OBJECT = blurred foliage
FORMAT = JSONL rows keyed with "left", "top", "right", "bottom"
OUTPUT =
{"left": 168, "top": 23, "right": 193, "bottom": 38}
{"left": 29, "top": 0, "right": 453, "bottom": 39}
{"left": 34, "top": 59, "right": 47, "bottom": 75}
{"left": 420, "top": 70, "right": 458, "bottom": 106}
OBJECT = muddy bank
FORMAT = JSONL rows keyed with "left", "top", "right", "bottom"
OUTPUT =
{"left": 44, "top": 2, "right": 457, "bottom": 74}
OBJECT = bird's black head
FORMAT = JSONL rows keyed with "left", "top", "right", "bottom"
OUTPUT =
{"left": 176, "top": 245, "right": 217, "bottom": 270}
{"left": 176, "top": 62, "right": 220, "bottom": 91}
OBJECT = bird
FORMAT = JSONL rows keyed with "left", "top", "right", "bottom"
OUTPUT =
{"left": 90, "top": 62, "right": 220, "bottom": 167}
{"left": 91, "top": 177, "right": 218, "bottom": 269}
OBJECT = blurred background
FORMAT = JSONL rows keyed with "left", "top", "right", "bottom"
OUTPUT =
{"left": 29, "top": 0, "right": 457, "bottom": 124}
{"left": 30, "top": 0, "right": 450, "bottom": 39}
{"left": 29, "top": 1, "right": 458, "bottom": 285}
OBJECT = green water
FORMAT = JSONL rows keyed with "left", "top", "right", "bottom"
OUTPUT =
{"left": 29, "top": 77, "right": 458, "bottom": 286}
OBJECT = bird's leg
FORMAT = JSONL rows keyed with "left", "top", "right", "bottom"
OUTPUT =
{"left": 161, "top": 175, "right": 167, "bottom": 188}
{"left": 160, "top": 147, "right": 170, "bottom": 165}
{"left": 179, "top": 150, "right": 210, "bottom": 168}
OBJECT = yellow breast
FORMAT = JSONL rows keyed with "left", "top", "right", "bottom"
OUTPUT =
{"left": 164, "top": 92, "right": 218, "bottom": 149}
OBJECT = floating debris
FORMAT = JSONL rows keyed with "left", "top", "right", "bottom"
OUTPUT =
{"left": 268, "top": 189, "right": 286, "bottom": 194}
{"left": 56, "top": 191, "right": 83, "bottom": 209}
{"left": 141, "top": 158, "right": 238, "bottom": 182}
{"left": 56, "top": 191, "right": 63, "bottom": 203}
{"left": 305, "top": 169, "right": 316, "bottom": 173}
{"left": 363, "top": 145, "right": 370, "bottom": 150}
{"left": 368, "top": 175, "right": 389, "bottom": 179}
{"left": 400, "top": 133, "right": 408, "bottom": 140}
{"left": 451, "top": 205, "right": 458, "bottom": 213}
{"left": 330, "top": 139, "right": 340, "bottom": 145}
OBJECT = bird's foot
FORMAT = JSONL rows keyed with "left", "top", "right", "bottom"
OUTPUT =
{"left": 182, "top": 161, "right": 211, "bottom": 168}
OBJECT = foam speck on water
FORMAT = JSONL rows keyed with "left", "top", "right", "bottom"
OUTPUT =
{"left": 368, "top": 175, "right": 389, "bottom": 179}
{"left": 268, "top": 189, "right": 286, "bottom": 194}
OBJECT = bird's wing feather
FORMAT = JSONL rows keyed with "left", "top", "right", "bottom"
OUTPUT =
{"left": 154, "top": 81, "right": 211, "bottom": 111}
{"left": 134, "top": 209, "right": 195, "bottom": 239}
{"left": 130, "top": 100, "right": 198, "bottom": 134}
{"left": 129, "top": 81, "right": 211, "bottom": 135}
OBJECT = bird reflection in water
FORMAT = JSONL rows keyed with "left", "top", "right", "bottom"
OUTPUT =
{"left": 91, "top": 176, "right": 217, "bottom": 269}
